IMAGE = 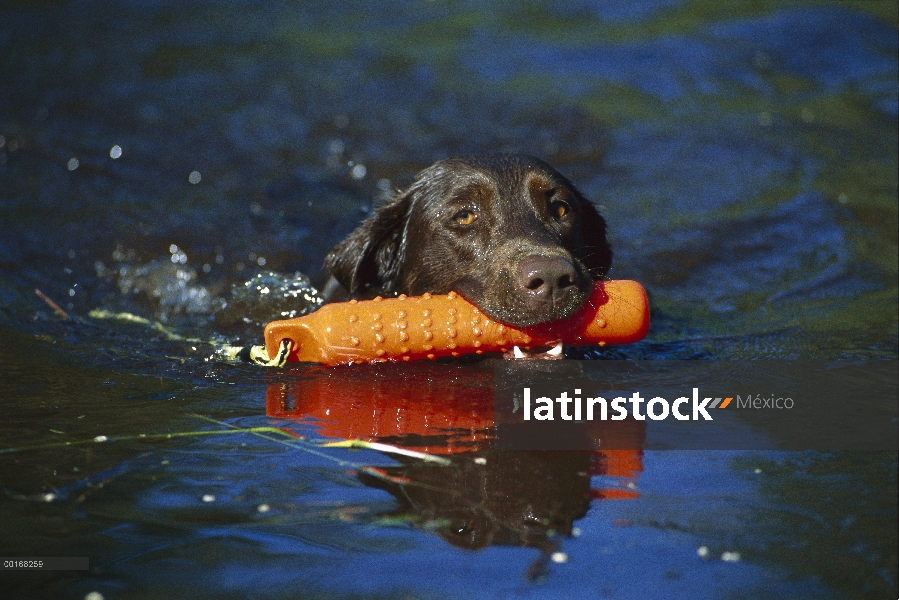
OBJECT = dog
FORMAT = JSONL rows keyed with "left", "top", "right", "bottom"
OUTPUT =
{"left": 323, "top": 154, "right": 612, "bottom": 330}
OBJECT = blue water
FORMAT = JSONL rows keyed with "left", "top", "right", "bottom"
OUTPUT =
{"left": 1, "top": 1, "right": 896, "bottom": 598}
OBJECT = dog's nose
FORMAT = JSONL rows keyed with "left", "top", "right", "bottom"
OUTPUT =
{"left": 517, "top": 256, "right": 579, "bottom": 303}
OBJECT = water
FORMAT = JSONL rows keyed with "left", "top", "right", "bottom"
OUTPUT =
{"left": 1, "top": 1, "right": 896, "bottom": 598}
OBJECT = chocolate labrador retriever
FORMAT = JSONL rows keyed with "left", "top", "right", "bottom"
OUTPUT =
{"left": 323, "top": 154, "right": 612, "bottom": 329}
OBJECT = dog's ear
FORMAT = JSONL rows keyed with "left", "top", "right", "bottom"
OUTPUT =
{"left": 576, "top": 193, "right": 613, "bottom": 280}
{"left": 324, "top": 190, "right": 412, "bottom": 295}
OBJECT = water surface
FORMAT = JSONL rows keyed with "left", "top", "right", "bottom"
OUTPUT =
{"left": 1, "top": 1, "right": 896, "bottom": 598}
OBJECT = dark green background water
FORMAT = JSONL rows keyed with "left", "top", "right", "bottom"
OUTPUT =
{"left": 1, "top": 1, "right": 896, "bottom": 598}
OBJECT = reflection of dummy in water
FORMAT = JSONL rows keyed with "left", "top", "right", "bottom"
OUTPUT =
{"left": 266, "top": 362, "right": 645, "bottom": 578}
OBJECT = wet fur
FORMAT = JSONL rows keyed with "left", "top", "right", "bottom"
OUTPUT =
{"left": 324, "top": 154, "right": 612, "bottom": 328}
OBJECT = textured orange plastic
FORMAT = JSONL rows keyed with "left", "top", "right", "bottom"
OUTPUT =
{"left": 264, "top": 280, "right": 649, "bottom": 365}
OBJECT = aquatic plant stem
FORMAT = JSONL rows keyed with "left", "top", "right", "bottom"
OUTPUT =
{"left": 0, "top": 426, "right": 298, "bottom": 455}
{"left": 35, "top": 288, "right": 70, "bottom": 319}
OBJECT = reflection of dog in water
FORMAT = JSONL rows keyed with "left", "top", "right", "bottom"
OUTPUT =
{"left": 361, "top": 449, "right": 591, "bottom": 549}
{"left": 267, "top": 365, "right": 644, "bottom": 580}
{"left": 358, "top": 446, "right": 641, "bottom": 581}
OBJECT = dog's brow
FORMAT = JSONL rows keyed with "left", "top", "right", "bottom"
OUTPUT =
{"left": 444, "top": 175, "right": 494, "bottom": 204}
{"left": 526, "top": 172, "right": 553, "bottom": 194}
{"left": 457, "top": 169, "right": 494, "bottom": 189}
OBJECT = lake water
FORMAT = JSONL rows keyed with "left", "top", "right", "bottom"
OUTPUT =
{"left": 1, "top": 1, "right": 896, "bottom": 598}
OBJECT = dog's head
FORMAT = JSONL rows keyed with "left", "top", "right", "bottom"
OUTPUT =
{"left": 325, "top": 154, "right": 612, "bottom": 328}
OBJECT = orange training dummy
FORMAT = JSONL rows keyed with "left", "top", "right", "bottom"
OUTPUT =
{"left": 264, "top": 280, "right": 648, "bottom": 366}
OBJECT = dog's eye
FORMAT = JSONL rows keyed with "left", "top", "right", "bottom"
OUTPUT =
{"left": 454, "top": 210, "right": 477, "bottom": 225}
{"left": 550, "top": 201, "right": 569, "bottom": 219}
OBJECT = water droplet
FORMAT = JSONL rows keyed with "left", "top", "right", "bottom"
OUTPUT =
{"left": 109, "top": 145, "right": 122, "bottom": 159}
{"left": 67, "top": 157, "right": 79, "bottom": 171}
{"left": 188, "top": 170, "right": 201, "bottom": 184}
{"left": 351, "top": 164, "right": 367, "bottom": 180}
{"left": 328, "top": 139, "right": 345, "bottom": 154}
